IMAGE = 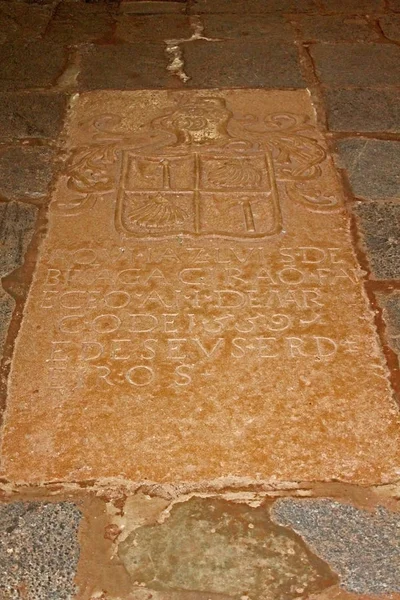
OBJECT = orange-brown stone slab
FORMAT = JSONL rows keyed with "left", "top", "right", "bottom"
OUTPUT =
{"left": 1, "top": 90, "right": 399, "bottom": 486}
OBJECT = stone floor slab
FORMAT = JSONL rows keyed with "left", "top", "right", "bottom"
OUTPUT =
{"left": 377, "top": 292, "right": 400, "bottom": 359}
{"left": 0, "top": 92, "right": 68, "bottom": 140}
{"left": 0, "top": 90, "right": 399, "bottom": 487}
{"left": 0, "top": 146, "right": 56, "bottom": 201}
{"left": 325, "top": 89, "right": 400, "bottom": 132}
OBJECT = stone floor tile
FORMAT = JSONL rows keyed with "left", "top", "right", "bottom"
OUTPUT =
{"left": 0, "top": 93, "right": 68, "bottom": 140}
{"left": 202, "top": 14, "right": 295, "bottom": 39}
{"left": 118, "top": 497, "right": 337, "bottom": 598}
{"left": 78, "top": 44, "right": 174, "bottom": 90}
{"left": 325, "top": 89, "right": 400, "bottom": 132}
{"left": 0, "top": 146, "right": 56, "bottom": 201}
{"left": 189, "top": 0, "right": 318, "bottom": 13}
{"left": 388, "top": 0, "right": 400, "bottom": 10}
{"left": 45, "top": 2, "right": 117, "bottom": 44}
{"left": 377, "top": 292, "right": 400, "bottom": 359}
{"left": 0, "top": 293, "right": 15, "bottom": 358}
{"left": 310, "top": 43, "right": 400, "bottom": 86}
{"left": 0, "top": 42, "right": 68, "bottom": 91}
{"left": 120, "top": 1, "right": 187, "bottom": 14}
{"left": 297, "top": 15, "right": 377, "bottom": 41}
{"left": 380, "top": 15, "right": 400, "bottom": 41}
{"left": 337, "top": 139, "right": 400, "bottom": 199}
{"left": 0, "top": 501, "right": 81, "bottom": 600}
{"left": 320, "top": 0, "right": 385, "bottom": 11}
{"left": 353, "top": 201, "right": 400, "bottom": 280}
{"left": 272, "top": 499, "right": 400, "bottom": 594}
{"left": 183, "top": 40, "right": 305, "bottom": 88}
{"left": 116, "top": 14, "right": 191, "bottom": 42}
{"left": 0, "top": 2, "right": 52, "bottom": 44}
{"left": 1, "top": 90, "right": 399, "bottom": 486}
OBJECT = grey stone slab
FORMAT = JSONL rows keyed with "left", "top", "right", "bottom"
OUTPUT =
{"left": 120, "top": 1, "right": 186, "bottom": 14}
{"left": 353, "top": 201, "right": 400, "bottom": 280}
{"left": 0, "top": 42, "right": 68, "bottom": 90}
{"left": 78, "top": 44, "right": 175, "bottom": 90}
{"left": 118, "top": 497, "right": 337, "bottom": 598}
{"left": 0, "top": 501, "right": 81, "bottom": 600}
{"left": 380, "top": 15, "right": 400, "bottom": 41}
{"left": 311, "top": 43, "right": 400, "bottom": 86}
{"left": 202, "top": 14, "right": 295, "bottom": 39}
{"left": 183, "top": 40, "right": 305, "bottom": 88}
{"left": 320, "top": 0, "right": 385, "bottom": 11}
{"left": 325, "top": 88, "right": 400, "bottom": 132}
{"left": 377, "top": 292, "right": 400, "bottom": 358}
{"left": 189, "top": 0, "right": 317, "bottom": 13}
{"left": 45, "top": 3, "right": 117, "bottom": 44}
{"left": 297, "top": 15, "right": 377, "bottom": 41}
{"left": 0, "top": 146, "right": 56, "bottom": 201}
{"left": 271, "top": 499, "right": 400, "bottom": 594}
{"left": 0, "top": 292, "right": 15, "bottom": 358}
{"left": 337, "top": 138, "right": 400, "bottom": 199}
{"left": 0, "top": 3, "right": 52, "bottom": 44}
{"left": 116, "top": 14, "right": 191, "bottom": 42}
{"left": 0, "top": 93, "right": 67, "bottom": 140}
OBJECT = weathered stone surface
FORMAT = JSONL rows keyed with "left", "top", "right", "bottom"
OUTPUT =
{"left": 325, "top": 89, "right": 400, "bottom": 132}
{"left": 377, "top": 292, "right": 400, "bottom": 359}
{"left": 297, "top": 15, "right": 377, "bottom": 41}
{"left": 0, "top": 93, "right": 67, "bottom": 140}
{"left": 183, "top": 41, "right": 305, "bottom": 88}
{"left": 0, "top": 293, "right": 15, "bottom": 359}
{"left": 120, "top": 1, "right": 186, "bottom": 13}
{"left": 272, "top": 499, "right": 400, "bottom": 594}
{"left": 0, "top": 3, "right": 52, "bottom": 44}
{"left": 0, "top": 42, "right": 67, "bottom": 91}
{"left": 0, "top": 501, "right": 81, "bottom": 600}
{"left": 116, "top": 14, "right": 191, "bottom": 43}
{"left": 202, "top": 14, "right": 295, "bottom": 39}
{"left": 389, "top": 0, "right": 400, "bottom": 11}
{"left": 1, "top": 90, "right": 399, "bottom": 486}
{"left": 119, "top": 497, "right": 337, "bottom": 598}
{"left": 311, "top": 44, "right": 400, "bottom": 86}
{"left": 337, "top": 139, "right": 400, "bottom": 200}
{"left": 45, "top": 2, "right": 117, "bottom": 44}
{"left": 79, "top": 44, "right": 174, "bottom": 90}
{"left": 353, "top": 202, "right": 400, "bottom": 280}
{"left": 189, "top": 0, "right": 317, "bottom": 13}
{"left": 380, "top": 15, "right": 400, "bottom": 41}
{"left": 0, "top": 146, "right": 56, "bottom": 201}
{"left": 320, "top": 0, "right": 384, "bottom": 11}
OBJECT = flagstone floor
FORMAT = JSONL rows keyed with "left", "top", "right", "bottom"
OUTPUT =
{"left": 0, "top": 0, "right": 400, "bottom": 599}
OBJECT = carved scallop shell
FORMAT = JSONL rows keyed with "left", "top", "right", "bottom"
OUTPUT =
{"left": 127, "top": 194, "right": 188, "bottom": 229}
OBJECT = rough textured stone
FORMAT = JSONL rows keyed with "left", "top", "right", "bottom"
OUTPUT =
{"left": 119, "top": 497, "right": 337, "bottom": 598}
{"left": 377, "top": 292, "right": 400, "bottom": 358}
{"left": 120, "top": 1, "right": 186, "bottom": 13}
{"left": 202, "top": 14, "right": 295, "bottom": 39}
{"left": 0, "top": 42, "right": 68, "bottom": 90}
{"left": 320, "top": 0, "right": 385, "bottom": 11}
{"left": 0, "top": 93, "right": 67, "bottom": 140}
{"left": 311, "top": 44, "right": 400, "bottom": 87}
{"left": 272, "top": 499, "right": 400, "bottom": 594}
{"left": 0, "top": 293, "right": 15, "bottom": 358}
{"left": 325, "top": 89, "right": 400, "bottom": 132}
{"left": 183, "top": 40, "right": 305, "bottom": 88}
{"left": 353, "top": 202, "right": 400, "bottom": 280}
{"left": 297, "top": 15, "right": 377, "bottom": 41}
{"left": 0, "top": 501, "right": 81, "bottom": 600}
{"left": 45, "top": 3, "right": 117, "bottom": 43}
{"left": 79, "top": 44, "right": 174, "bottom": 90}
{"left": 0, "top": 3, "right": 52, "bottom": 44}
{"left": 116, "top": 14, "right": 191, "bottom": 42}
{"left": 389, "top": 0, "right": 400, "bottom": 11}
{"left": 0, "top": 146, "right": 56, "bottom": 201}
{"left": 337, "top": 139, "right": 400, "bottom": 200}
{"left": 380, "top": 15, "right": 400, "bottom": 41}
{"left": 1, "top": 90, "right": 399, "bottom": 486}
{"left": 189, "top": 0, "right": 317, "bottom": 13}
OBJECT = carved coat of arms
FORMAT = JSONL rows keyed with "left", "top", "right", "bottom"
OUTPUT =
{"left": 60, "top": 97, "right": 340, "bottom": 240}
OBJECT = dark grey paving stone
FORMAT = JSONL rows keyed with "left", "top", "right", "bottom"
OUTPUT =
{"left": 272, "top": 499, "right": 400, "bottom": 594}
{"left": 189, "top": 0, "right": 317, "bottom": 13}
{"left": 297, "top": 15, "right": 377, "bottom": 41}
{"left": 320, "top": 0, "right": 385, "bottom": 11}
{"left": 0, "top": 146, "right": 56, "bottom": 201}
{"left": 311, "top": 43, "right": 400, "bottom": 86}
{"left": 120, "top": 1, "right": 186, "bottom": 14}
{"left": 116, "top": 14, "right": 191, "bottom": 42}
{"left": 377, "top": 292, "right": 400, "bottom": 358}
{"left": 119, "top": 497, "right": 337, "bottom": 598}
{"left": 0, "top": 42, "right": 68, "bottom": 90}
{"left": 325, "top": 88, "right": 400, "bottom": 132}
{"left": 0, "top": 93, "right": 68, "bottom": 140}
{"left": 337, "top": 138, "right": 400, "bottom": 199}
{"left": 380, "top": 15, "right": 400, "bottom": 41}
{"left": 183, "top": 40, "right": 305, "bottom": 88}
{"left": 0, "top": 292, "right": 15, "bottom": 358}
{"left": 78, "top": 44, "right": 175, "bottom": 90}
{"left": 354, "top": 201, "right": 400, "bottom": 279}
{"left": 202, "top": 14, "right": 295, "bottom": 39}
{"left": 0, "top": 3, "right": 52, "bottom": 44}
{"left": 45, "top": 2, "right": 117, "bottom": 44}
{"left": 0, "top": 501, "right": 81, "bottom": 600}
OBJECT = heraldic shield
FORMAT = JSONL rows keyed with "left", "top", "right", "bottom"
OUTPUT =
{"left": 115, "top": 148, "right": 282, "bottom": 240}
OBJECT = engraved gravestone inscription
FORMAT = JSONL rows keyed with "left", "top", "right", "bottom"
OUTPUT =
{"left": 1, "top": 91, "right": 398, "bottom": 485}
